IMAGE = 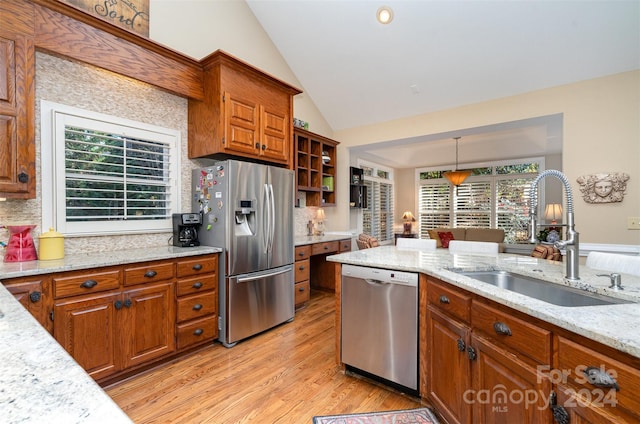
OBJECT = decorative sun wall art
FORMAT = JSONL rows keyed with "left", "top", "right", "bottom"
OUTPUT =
{"left": 576, "top": 172, "right": 630, "bottom": 204}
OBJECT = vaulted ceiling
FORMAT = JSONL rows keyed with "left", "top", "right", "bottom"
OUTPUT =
{"left": 247, "top": 0, "right": 639, "bottom": 168}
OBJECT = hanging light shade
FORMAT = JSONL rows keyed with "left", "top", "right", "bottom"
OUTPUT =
{"left": 443, "top": 137, "right": 471, "bottom": 186}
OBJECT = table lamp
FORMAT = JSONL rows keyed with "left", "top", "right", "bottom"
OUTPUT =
{"left": 402, "top": 211, "right": 415, "bottom": 234}
{"left": 544, "top": 203, "right": 563, "bottom": 224}
{"left": 316, "top": 208, "right": 326, "bottom": 236}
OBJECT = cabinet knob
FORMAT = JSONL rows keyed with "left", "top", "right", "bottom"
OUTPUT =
{"left": 439, "top": 295, "right": 450, "bottom": 304}
{"left": 456, "top": 338, "right": 465, "bottom": 352}
{"left": 81, "top": 279, "right": 98, "bottom": 289}
{"left": 114, "top": 300, "right": 123, "bottom": 310}
{"left": 144, "top": 270, "right": 157, "bottom": 278}
{"left": 193, "top": 328, "right": 204, "bottom": 336}
{"left": 583, "top": 366, "right": 620, "bottom": 390}
{"left": 29, "top": 291, "right": 42, "bottom": 303}
{"left": 493, "top": 321, "right": 512, "bottom": 336}
{"left": 261, "top": 144, "right": 266, "bottom": 150}
{"left": 124, "top": 299, "right": 132, "bottom": 308}
{"left": 467, "top": 346, "right": 477, "bottom": 361}
{"left": 298, "top": 265, "right": 305, "bottom": 271}
{"left": 193, "top": 304, "right": 203, "bottom": 311}
{"left": 298, "top": 286, "right": 306, "bottom": 292}
{"left": 255, "top": 142, "right": 260, "bottom": 149}
{"left": 192, "top": 282, "right": 203, "bottom": 289}
{"left": 192, "top": 264, "right": 203, "bottom": 271}
{"left": 18, "top": 172, "right": 29, "bottom": 183}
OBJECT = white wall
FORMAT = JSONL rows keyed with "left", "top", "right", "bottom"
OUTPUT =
{"left": 333, "top": 71, "right": 640, "bottom": 246}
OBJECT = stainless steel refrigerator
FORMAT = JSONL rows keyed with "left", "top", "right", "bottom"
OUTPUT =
{"left": 193, "top": 160, "right": 294, "bottom": 347}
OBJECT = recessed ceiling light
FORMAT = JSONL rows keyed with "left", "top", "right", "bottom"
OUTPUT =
{"left": 377, "top": 6, "right": 394, "bottom": 24}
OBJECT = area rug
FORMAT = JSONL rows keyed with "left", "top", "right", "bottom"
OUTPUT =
{"left": 312, "top": 407, "right": 439, "bottom": 424}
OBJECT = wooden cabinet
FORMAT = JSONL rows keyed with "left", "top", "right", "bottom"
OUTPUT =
{"left": 553, "top": 335, "right": 640, "bottom": 423}
{"left": 3, "top": 276, "right": 51, "bottom": 334}
{"left": 295, "top": 128, "right": 338, "bottom": 206}
{"left": 188, "top": 50, "right": 301, "bottom": 166}
{"left": 0, "top": 253, "right": 219, "bottom": 384}
{"left": 425, "top": 277, "right": 552, "bottom": 424}
{"left": 175, "top": 255, "right": 218, "bottom": 350}
{"left": 53, "top": 265, "right": 175, "bottom": 381}
{"left": 0, "top": 28, "right": 35, "bottom": 198}
{"left": 294, "top": 245, "right": 311, "bottom": 308}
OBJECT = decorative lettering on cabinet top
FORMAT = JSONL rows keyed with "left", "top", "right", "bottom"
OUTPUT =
{"left": 61, "top": 0, "right": 150, "bottom": 37}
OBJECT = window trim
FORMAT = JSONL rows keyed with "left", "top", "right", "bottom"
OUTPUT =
{"left": 41, "top": 100, "right": 181, "bottom": 237}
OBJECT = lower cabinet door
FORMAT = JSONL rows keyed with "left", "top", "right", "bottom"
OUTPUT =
{"left": 123, "top": 282, "right": 176, "bottom": 368}
{"left": 471, "top": 335, "right": 552, "bottom": 423}
{"left": 427, "top": 307, "right": 472, "bottom": 424}
{"left": 54, "top": 291, "right": 121, "bottom": 380}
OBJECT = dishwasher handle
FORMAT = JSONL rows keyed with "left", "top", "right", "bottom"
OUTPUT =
{"left": 364, "top": 278, "right": 390, "bottom": 286}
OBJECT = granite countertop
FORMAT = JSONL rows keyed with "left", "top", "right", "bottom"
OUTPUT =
{"left": 327, "top": 246, "right": 640, "bottom": 359}
{"left": 295, "top": 232, "right": 354, "bottom": 246}
{"left": 0, "top": 285, "right": 133, "bottom": 423}
{"left": 0, "top": 245, "right": 221, "bottom": 423}
{"left": 0, "top": 245, "right": 222, "bottom": 280}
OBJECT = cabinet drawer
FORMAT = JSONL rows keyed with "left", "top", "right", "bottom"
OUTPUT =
{"left": 427, "top": 278, "right": 471, "bottom": 324}
{"left": 311, "top": 241, "right": 338, "bottom": 255}
{"left": 177, "top": 256, "right": 217, "bottom": 278}
{"left": 53, "top": 270, "right": 120, "bottom": 299}
{"left": 295, "top": 245, "right": 311, "bottom": 261}
{"left": 124, "top": 262, "right": 175, "bottom": 286}
{"left": 557, "top": 336, "right": 640, "bottom": 418}
{"left": 177, "top": 292, "right": 216, "bottom": 322}
{"left": 177, "top": 316, "right": 217, "bottom": 350}
{"left": 339, "top": 239, "right": 352, "bottom": 252}
{"left": 295, "top": 280, "right": 310, "bottom": 306}
{"left": 472, "top": 301, "right": 551, "bottom": 364}
{"left": 176, "top": 275, "right": 217, "bottom": 297}
{"left": 295, "top": 259, "right": 310, "bottom": 283}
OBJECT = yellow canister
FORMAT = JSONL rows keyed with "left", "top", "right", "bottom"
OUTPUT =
{"left": 39, "top": 227, "right": 65, "bottom": 260}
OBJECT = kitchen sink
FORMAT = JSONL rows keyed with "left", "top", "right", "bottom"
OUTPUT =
{"left": 454, "top": 270, "right": 633, "bottom": 307}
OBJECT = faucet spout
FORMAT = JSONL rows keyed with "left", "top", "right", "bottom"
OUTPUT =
{"left": 529, "top": 170, "right": 580, "bottom": 281}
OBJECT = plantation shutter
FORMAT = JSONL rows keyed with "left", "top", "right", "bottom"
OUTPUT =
{"left": 363, "top": 180, "right": 394, "bottom": 243}
{"left": 418, "top": 182, "right": 451, "bottom": 238}
{"left": 496, "top": 177, "right": 534, "bottom": 236}
{"left": 453, "top": 180, "right": 492, "bottom": 228}
{"left": 64, "top": 126, "right": 173, "bottom": 222}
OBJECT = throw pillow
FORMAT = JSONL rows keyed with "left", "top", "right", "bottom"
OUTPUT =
{"left": 438, "top": 231, "right": 455, "bottom": 248}
{"left": 428, "top": 230, "right": 442, "bottom": 247}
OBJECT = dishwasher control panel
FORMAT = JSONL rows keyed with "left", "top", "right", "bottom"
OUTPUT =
{"left": 341, "top": 264, "right": 418, "bottom": 286}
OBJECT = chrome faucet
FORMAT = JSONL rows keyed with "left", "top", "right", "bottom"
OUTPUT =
{"left": 528, "top": 170, "right": 580, "bottom": 281}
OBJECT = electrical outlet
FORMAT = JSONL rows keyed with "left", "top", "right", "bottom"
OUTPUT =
{"left": 628, "top": 217, "right": 640, "bottom": 230}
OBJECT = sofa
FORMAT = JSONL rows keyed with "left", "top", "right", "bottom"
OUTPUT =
{"left": 427, "top": 227, "right": 505, "bottom": 252}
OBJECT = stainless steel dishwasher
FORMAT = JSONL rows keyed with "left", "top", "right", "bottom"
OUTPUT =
{"left": 341, "top": 264, "right": 418, "bottom": 391}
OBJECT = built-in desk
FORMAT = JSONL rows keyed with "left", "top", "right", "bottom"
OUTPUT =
{"left": 294, "top": 234, "right": 353, "bottom": 307}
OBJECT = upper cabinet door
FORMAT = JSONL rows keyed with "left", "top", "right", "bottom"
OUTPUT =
{"left": 0, "top": 30, "right": 35, "bottom": 199}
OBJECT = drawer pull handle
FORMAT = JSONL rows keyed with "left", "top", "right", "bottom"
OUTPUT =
{"left": 81, "top": 279, "right": 98, "bottom": 289}
{"left": 493, "top": 321, "right": 512, "bottom": 336}
{"left": 457, "top": 338, "right": 465, "bottom": 352}
{"left": 298, "top": 265, "right": 305, "bottom": 271}
{"left": 193, "top": 328, "right": 204, "bottom": 336}
{"left": 439, "top": 295, "right": 450, "bottom": 304}
{"left": 144, "top": 270, "right": 157, "bottom": 278}
{"left": 193, "top": 304, "right": 203, "bottom": 311}
{"left": 192, "top": 282, "right": 203, "bottom": 289}
{"left": 298, "top": 252, "right": 305, "bottom": 257}
{"left": 467, "top": 346, "right": 477, "bottom": 361}
{"left": 192, "top": 264, "right": 203, "bottom": 271}
{"left": 583, "top": 366, "right": 620, "bottom": 390}
{"left": 29, "top": 292, "right": 42, "bottom": 303}
{"left": 298, "top": 286, "right": 306, "bottom": 292}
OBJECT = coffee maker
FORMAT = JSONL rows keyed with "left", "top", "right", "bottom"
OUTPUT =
{"left": 172, "top": 213, "right": 202, "bottom": 247}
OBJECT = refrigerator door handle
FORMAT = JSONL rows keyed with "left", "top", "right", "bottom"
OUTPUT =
{"left": 263, "top": 183, "right": 270, "bottom": 253}
{"left": 268, "top": 183, "right": 276, "bottom": 252}
{"left": 236, "top": 265, "right": 294, "bottom": 283}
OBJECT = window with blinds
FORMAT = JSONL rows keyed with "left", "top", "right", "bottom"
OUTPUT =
{"left": 361, "top": 162, "right": 394, "bottom": 243}
{"left": 41, "top": 101, "right": 180, "bottom": 236}
{"left": 418, "top": 161, "right": 539, "bottom": 243}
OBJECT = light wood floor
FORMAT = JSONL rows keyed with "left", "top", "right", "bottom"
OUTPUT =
{"left": 105, "top": 290, "right": 425, "bottom": 423}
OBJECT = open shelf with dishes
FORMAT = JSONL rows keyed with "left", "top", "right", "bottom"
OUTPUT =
{"left": 294, "top": 128, "right": 338, "bottom": 207}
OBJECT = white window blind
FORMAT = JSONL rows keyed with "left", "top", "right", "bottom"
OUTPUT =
{"left": 454, "top": 181, "right": 492, "bottom": 227}
{"left": 41, "top": 101, "right": 180, "bottom": 236}
{"left": 360, "top": 161, "right": 394, "bottom": 243}
{"left": 418, "top": 182, "right": 450, "bottom": 238}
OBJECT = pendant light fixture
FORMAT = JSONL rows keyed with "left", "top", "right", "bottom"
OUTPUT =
{"left": 443, "top": 137, "right": 471, "bottom": 186}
